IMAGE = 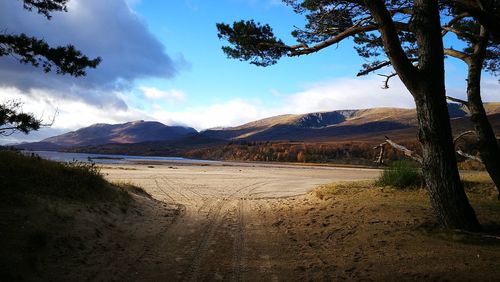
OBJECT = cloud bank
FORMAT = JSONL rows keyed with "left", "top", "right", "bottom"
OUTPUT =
{"left": 0, "top": 0, "right": 183, "bottom": 109}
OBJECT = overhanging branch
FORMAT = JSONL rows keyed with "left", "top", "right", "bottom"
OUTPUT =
{"left": 442, "top": 26, "right": 480, "bottom": 43}
{"left": 357, "top": 61, "right": 392, "bottom": 76}
{"left": 288, "top": 25, "right": 379, "bottom": 56}
{"left": 444, "top": 48, "right": 471, "bottom": 64}
{"left": 363, "top": 0, "right": 418, "bottom": 91}
{"left": 288, "top": 21, "right": 410, "bottom": 57}
{"left": 445, "top": 12, "right": 470, "bottom": 26}
{"left": 441, "top": 12, "right": 470, "bottom": 37}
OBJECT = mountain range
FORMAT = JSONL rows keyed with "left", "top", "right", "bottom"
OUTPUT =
{"left": 16, "top": 121, "right": 197, "bottom": 151}
{"left": 15, "top": 103, "right": 500, "bottom": 156}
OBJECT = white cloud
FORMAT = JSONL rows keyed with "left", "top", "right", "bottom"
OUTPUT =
{"left": 147, "top": 77, "right": 416, "bottom": 130}
{"left": 140, "top": 87, "right": 186, "bottom": 103}
{"left": 480, "top": 79, "right": 500, "bottom": 102}
{"left": 280, "top": 77, "right": 415, "bottom": 114}
{"left": 5, "top": 76, "right": 497, "bottom": 144}
{"left": 150, "top": 98, "right": 271, "bottom": 130}
{"left": 0, "top": 87, "right": 150, "bottom": 144}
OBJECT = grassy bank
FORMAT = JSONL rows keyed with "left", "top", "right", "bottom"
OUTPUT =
{"left": 0, "top": 150, "right": 179, "bottom": 281}
{"left": 0, "top": 150, "right": 130, "bottom": 203}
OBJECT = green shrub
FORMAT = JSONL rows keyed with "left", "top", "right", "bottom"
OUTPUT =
{"left": 376, "top": 159, "right": 422, "bottom": 189}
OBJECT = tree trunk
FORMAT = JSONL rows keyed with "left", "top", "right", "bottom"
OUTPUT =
{"left": 412, "top": 1, "right": 481, "bottom": 231}
{"left": 386, "top": 0, "right": 482, "bottom": 230}
{"left": 415, "top": 86, "right": 481, "bottom": 230}
{"left": 466, "top": 27, "right": 500, "bottom": 200}
{"left": 366, "top": 0, "right": 481, "bottom": 230}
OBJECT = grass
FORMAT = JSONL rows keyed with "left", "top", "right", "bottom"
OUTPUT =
{"left": 0, "top": 150, "right": 157, "bottom": 281}
{"left": 314, "top": 180, "right": 372, "bottom": 200}
{"left": 458, "top": 159, "right": 485, "bottom": 171}
{"left": 375, "top": 159, "right": 423, "bottom": 189}
{"left": 0, "top": 150, "right": 130, "bottom": 203}
{"left": 113, "top": 181, "right": 152, "bottom": 199}
{"left": 314, "top": 175, "right": 500, "bottom": 235}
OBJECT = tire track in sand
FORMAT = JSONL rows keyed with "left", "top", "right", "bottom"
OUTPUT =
{"left": 231, "top": 198, "right": 246, "bottom": 282}
{"left": 230, "top": 181, "right": 274, "bottom": 281}
{"left": 183, "top": 181, "right": 268, "bottom": 282}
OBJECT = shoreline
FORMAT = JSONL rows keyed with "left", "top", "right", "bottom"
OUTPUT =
{"left": 23, "top": 149, "right": 384, "bottom": 171}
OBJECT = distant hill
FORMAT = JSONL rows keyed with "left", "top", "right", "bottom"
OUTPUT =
{"left": 67, "top": 133, "right": 227, "bottom": 157}
{"left": 202, "top": 103, "right": 473, "bottom": 142}
{"left": 16, "top": 103, "right": 500, "bottom": 162}
{"left": 17, "top": 121, "right": 197, "bottom": 150}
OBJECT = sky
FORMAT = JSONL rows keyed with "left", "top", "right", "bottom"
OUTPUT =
{"left": 1, "top": 0, "right": 498, "bottom": 144}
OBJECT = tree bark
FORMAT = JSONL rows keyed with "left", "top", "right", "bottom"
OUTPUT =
{"left": 466, "top": 26, "right": 500, "bottom": 200}
{"left": 412, "top": 0, "right": 481, "bottom": 231}
{"left": 414, "top": 86, "right": 480, "bottom": 230}
{"left": 365, "top": 0, "right": 481, "bottom": 230}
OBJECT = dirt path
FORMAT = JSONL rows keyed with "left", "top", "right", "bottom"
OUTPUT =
{"left": 101, "top": 162, "right": 380, "bottom": 281}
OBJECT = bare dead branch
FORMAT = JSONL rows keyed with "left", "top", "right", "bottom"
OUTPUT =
{"left": 453, "top": 130, "right": 482, "bottom": 162}
{"left": 374, "top": 137, "right": 423, "bottom": 164}
{"left": 42, "top": 107, "right": 58, "bottom": 127}
{"left": 373, "top": 134, "right": 481, "bottom": 165}
{"left": 457, "top": 149, "right": 482, "bottom": 162}
{"left": 288, "top": 42, "right": 309, "bottom": 50}
{"left": 377, "top": 73, "right": 398, "bottom": 89}
{"left": 384, "top": 137, "right": 423, "bottom": 164}
{"left": 373, "top": 142, "right": 386, "bottom": 164}
{"left": 453, "top": 130, "right": 477, "bottom": 145}
{"left": 0, "top": 126, "right": 23, "bottom": 136}
{"left": 446, "top": 96, "right": 469, "bottom": 109}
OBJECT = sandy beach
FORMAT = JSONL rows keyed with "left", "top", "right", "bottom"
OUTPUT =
{"left": 5, "top": 158, "right": 499, "bottom": 281}
{"left": 102, "top": 161, "right": 381, "bottom": 203}
{"left": 99, "top": 161, "right": 381, "bottom": 281}
{"left": 92, "top": 161, "right": 500, "bottom": 281}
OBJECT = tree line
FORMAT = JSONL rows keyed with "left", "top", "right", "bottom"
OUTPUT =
{"left": 184, "top": 141, "right": 422, "bottom": 166}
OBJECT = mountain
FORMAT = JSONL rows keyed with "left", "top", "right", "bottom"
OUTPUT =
{"left": 15, "top": 103, "right": 500, "bottom": 159}
{"left": 68, "top": 133, "right": 227, "bottom": 157}
{"left": 202, "top": 103, "right": 473, "bottom": 142}
{"left": 17, "top": 121, "right": 197, "bottom": 150}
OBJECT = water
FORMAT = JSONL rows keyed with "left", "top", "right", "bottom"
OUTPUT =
{"left": 23, "top": 150, "right": 219, "bottom": 165}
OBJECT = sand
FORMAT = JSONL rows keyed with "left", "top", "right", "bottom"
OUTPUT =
{"left": 88, "top": 161, "right": 500, "bottom": 281}
{"left": 99, "top": 161, "right": 381, "bottom": 281}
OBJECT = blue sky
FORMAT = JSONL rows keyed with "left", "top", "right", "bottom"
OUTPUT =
{"left": 130, "top": 0, "right": 363, "bottom": 109}
{"left": 1, "top": 0, "right": 498, "bottom": 143}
